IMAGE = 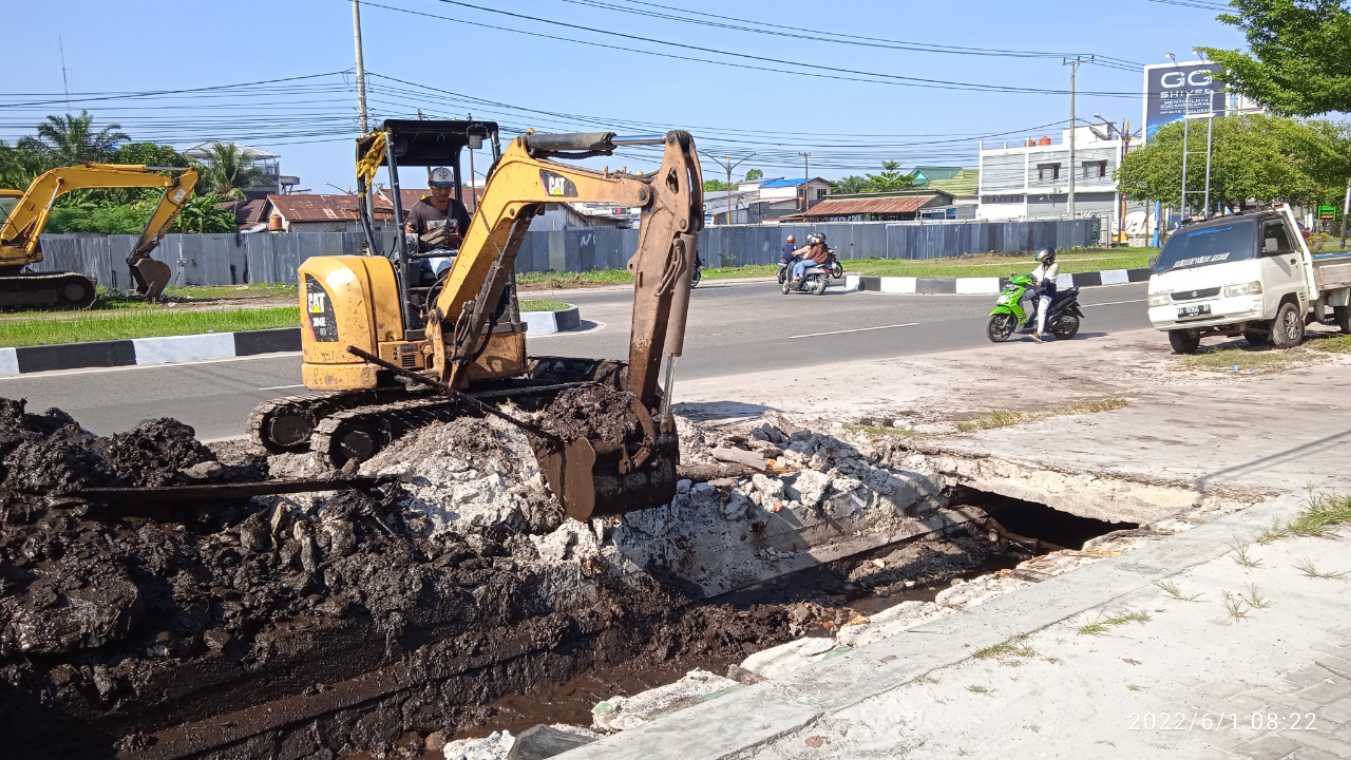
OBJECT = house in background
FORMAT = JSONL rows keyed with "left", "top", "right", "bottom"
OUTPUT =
{"left": 977, "top": 126, "right": 1126, "bottom": 234}
{"left": 264, "top": 194, "right": 393, "bottom": 232}
{"left": 912, "top": 166, "right": 980, "bottom": 219}
{"left": 783, "top": 189, "right": 954, "bottom": 223}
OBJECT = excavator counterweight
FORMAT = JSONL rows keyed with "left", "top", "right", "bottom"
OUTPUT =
{"left": 251, "top": 120, "right": 702, "bottom": 520}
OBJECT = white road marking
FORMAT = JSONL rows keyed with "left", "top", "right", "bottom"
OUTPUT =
{"left": 787, "top": 322, "right": 919, "bottom": 340}
{"left": 0, "top": 351, "right": 301, "bottom": 381}
{"left": 258, "top": 383, "right": 307, "bottom": 391}
{"left": 1085, "top": 298, "right": 1147, "bottom": 307}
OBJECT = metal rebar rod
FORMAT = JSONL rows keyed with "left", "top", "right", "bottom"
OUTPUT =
{"left": 346, "top": 345, "right": 561, "bottom": 444}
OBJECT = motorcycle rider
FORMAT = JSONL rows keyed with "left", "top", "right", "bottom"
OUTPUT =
{"left": 1028, "top": 248, "right": 1060, "bottom": 342}
{"left": 780, "top": 234, "right": 798, "bottom": 266}
{"left": 790, "top": 233, "right": 831, "bottom": 283}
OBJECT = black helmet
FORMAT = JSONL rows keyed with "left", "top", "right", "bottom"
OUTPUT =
{"left": 1036, "top": 247, "right": 1056, "bottom": 263}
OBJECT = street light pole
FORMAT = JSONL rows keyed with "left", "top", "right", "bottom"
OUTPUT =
{"left": 717, "top": 153, "right": 754, "bottom": 225}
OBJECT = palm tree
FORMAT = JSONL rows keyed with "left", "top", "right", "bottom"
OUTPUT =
{"left": 32, "top": 110, "right": 128, "bottom": 164}
{"left": 198, "top": 142, "right": 264, "bottom": 199}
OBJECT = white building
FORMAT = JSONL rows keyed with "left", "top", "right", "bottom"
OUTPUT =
{"left": 978, "top": 126, "right": 1127, "bottom": 235}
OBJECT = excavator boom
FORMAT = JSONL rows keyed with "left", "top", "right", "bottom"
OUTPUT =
{"left": 0, "top": 163, "right": 198, "bottom": 305}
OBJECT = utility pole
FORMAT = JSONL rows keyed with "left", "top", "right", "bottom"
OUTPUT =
{"left": 799, "top": 152, "right": 811, "bottom": 211}
{"left": 1063, "top": 55, "right": 1093, "bottom": 219}
{"left": 351, "top": 0, "right": 370, "bottom": 133}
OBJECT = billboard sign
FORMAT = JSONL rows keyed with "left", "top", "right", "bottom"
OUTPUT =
{"left": 1141, "top": 61, "right": 1226, "bottom": 143}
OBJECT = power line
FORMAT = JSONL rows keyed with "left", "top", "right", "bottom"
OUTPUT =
{"left": 1144, "top": 0, "right": 1231, "bottom": 11}
{"left": 360, "top": 0, "right": 1138, "bottom": 97}
{"left": 562, "top": 0, "right": 1138, "bottom": 64}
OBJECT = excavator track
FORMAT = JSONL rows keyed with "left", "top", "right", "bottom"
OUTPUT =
{"left": 248, "top": 388, "right": 420, "bottom": 453}
{"left": 256, "top": 356, "right": 632, "bottom": 468}
{"left": 0, "top": 271, "right": 97, "bottom": 309}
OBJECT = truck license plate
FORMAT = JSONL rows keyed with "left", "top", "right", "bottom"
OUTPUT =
{"left": 1178, "top": 304, "right": 1211, "bottom": 318}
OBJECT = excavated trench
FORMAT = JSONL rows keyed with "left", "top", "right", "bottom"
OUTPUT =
{"left": 0, "top": 399, "right": 1140, "bottom": 760}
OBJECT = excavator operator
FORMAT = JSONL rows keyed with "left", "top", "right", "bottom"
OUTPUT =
{"left": 404, "top": 166, "right": 471, "bottom": 281}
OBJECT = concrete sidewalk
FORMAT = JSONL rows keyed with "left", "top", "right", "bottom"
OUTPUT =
{"left": 569, "top": 492, "right": 1351, "bottom": 759}
{"left": 565, "top": 330, "right": 1351, "bottom": 760}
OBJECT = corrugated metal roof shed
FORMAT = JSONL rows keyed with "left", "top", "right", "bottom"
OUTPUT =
{"left": 801, "top": 193, "right": 944, "bottom": 217}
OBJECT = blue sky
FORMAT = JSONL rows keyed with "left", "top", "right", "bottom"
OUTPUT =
{"left": 4, "top": 0, "right": 1246, "bottom": 191}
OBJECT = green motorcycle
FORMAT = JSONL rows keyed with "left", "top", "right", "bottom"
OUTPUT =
{"left": 986, "top": 274, "right": 1084, "bottom": 342}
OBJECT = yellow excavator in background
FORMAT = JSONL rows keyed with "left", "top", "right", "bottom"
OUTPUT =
{"left": 250, "top": 119, "right": 702, "bottom": 520}
{"left": 0, "top": 163, "right": 199, "bottom": 308}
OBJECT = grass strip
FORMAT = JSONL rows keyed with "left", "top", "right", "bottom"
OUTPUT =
{"left": 0, "top": 307, "right": 300, "bottom": 347}
{"left": 955, "top": 398, "right": 1130, "bottom": 433}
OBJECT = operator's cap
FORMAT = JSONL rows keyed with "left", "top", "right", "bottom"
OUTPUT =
{"left": 429, "top": 167, "right": 455, "bottom": 187}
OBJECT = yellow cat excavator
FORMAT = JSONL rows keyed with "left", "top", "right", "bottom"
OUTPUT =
{"left": 0, "top": 163, "right": 198, "bottom": 308}
{"left": 249, "top": 120, "right": 702, "bottom": 520}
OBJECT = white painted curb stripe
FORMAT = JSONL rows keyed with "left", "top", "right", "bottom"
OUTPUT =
{"left": 878, "top": 277, "right": 917, "bottom": 294}
{"left": 1055, "top": 273, "right": 1076, "bottom": 290}
{"left": 132, "top": 333, "right": 237, "bottom": 365}
{"left": 844, "top": 274, "right": 861, "bottom": 291}
{"left": 955, "top": 277, "right": 1001, "bottom": 295}
{"left": 522, "top": 310, "right": 560, "bottom": 335}
{"left": 0, "top": 348, "right": 17, "bottom": 377}
{"left": 1099, "top": 268, "right": 1130, "bottom": 285}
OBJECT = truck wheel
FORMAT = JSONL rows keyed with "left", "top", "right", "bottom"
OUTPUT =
{"left": 1169, "top": 329, "right": 1201, "bottom": 354}
{"left": 1336, "top": 306, "right": 1350, "bottom": 334}
{"left": 1270, "top": 300, "right": 1305, "bottom": 348}
{"left": 1243, "top": 327, "right": 1269, "bottom": 347}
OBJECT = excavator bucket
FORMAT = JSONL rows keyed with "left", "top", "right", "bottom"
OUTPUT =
{"left": 537, "top": 432, "right": 680, "bottom": 522}
{"left": 131, "top": 257, "right": 172, "bottom": 300}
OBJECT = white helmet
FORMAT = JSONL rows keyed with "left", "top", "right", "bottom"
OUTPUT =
{"left": 1035, "top": 248, "right": 1056, "bottom": 263}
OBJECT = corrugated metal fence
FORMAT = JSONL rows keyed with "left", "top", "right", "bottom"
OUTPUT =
{"left": 37, "top": 218, "right": 1100, "bottom": 286}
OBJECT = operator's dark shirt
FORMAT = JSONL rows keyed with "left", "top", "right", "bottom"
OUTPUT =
{"left": 405, "top": 196, "right": 471, "bottom": 251}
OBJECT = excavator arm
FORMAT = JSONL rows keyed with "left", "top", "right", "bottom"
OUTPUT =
{"left": 0, "top": 163, "right": 198, "bottom": 298}
{"left": 420, "top": 130, "right": 703, "bottom": 519}
{"left": 429, "top": 131, "right": 702, "bottom": 409}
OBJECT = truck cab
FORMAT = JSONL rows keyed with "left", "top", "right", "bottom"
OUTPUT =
{"left": 1147, "top": 206, "right": 1351, "bottom": 353}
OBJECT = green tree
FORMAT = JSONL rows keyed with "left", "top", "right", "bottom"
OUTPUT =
{"left": 744, "top": 168, "right": 764, "bottom": 181}
{"left": 197, "top": 142, "right": 263, "bottom": 199}
{"left": 114, "top": 142, "right": 189, "bottom": 168}
{"left": 1118, "top": 114, "right": 1350, "bottom": 210}
{"left": 0, "top": 140, "right": 48, "bottom": 189}
{"left": 703, "top": 178, "right": 731, "bottom": 192}
{"left": 1200, "top": 0, "right": 1351, "bottom": 116}
{"left": 830, "top": 162, "right": 917, "bottom": 194}
{"left": 30, "top": 110, "right": 129, "bottom": 164}
{"left": 46, "top": 192, "right": 235, "bottom": 234}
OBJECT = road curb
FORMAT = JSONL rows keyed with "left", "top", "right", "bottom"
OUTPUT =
{"left": 522, "top": 304, "right": 581, "bottom": 335}
{"left": 0, "top": 307, "right": 584, "bottom": 377}
{"left": 856, "top": 267, "right": 1152, "bottom": 296}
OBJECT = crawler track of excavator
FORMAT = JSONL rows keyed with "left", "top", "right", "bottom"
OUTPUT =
{"left": 0, "top": 271, "right": 97, "bottom": 309}
{"left": 252, "top": 357, "right": 629, "bottom": 468}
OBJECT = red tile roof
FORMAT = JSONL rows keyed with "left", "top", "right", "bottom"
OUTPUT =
{"left": 267, "top": 194, "right": 393, "bottom": 224}
{"left": 801, "top": 193, "right": 944, "bottom": 218}
{"left": 388, "top": 186, "right": 484, "bottom": 214}
{"left": 269, "top": 187, "right": 487, "bottom": 226}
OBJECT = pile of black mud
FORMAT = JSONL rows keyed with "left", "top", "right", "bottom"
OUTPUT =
{"left": 0, "top": 398, "right": 846, "bottom": 759}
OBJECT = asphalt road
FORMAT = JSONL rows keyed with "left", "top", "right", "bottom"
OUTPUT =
{"left": 0, "top": 280, "right": 1151, "bottom": 440}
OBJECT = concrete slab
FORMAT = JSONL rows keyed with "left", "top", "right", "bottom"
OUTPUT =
{"left": 954, "top": 277, "right": 1000, "bottom": 295}
{"left": 132, "top": 333, "right": 236, "bottom": 365}
{"left": 0, "top": 348, "right": 18, "bottom": 377}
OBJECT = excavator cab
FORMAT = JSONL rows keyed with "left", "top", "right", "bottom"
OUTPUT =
{"left": 354, "top": 120, "right": 507, "bottom": 333}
